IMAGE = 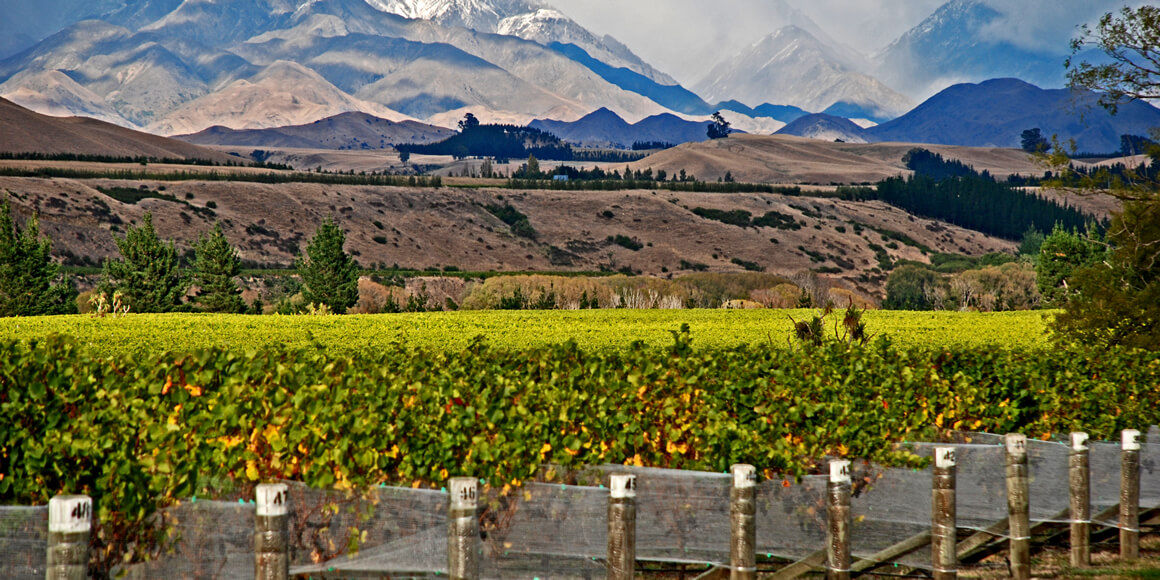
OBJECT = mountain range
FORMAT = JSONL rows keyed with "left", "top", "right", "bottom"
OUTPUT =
{"left": 0, "top": 0, "right": 678, "bottom": 134}
{"left": 0, "top": 0, "right": 1151, "bottom": 149}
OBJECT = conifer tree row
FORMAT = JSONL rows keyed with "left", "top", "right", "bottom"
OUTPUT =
{"left": 0, "top": 197, "right": 77, "bottom": 317}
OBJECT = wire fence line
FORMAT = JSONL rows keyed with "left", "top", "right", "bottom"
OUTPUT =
{"left": 2, "top": 428, "right": 1157, "bottom": 580}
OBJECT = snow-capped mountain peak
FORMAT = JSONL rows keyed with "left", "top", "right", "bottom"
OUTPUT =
{"left": 363, "top": 0, "right": 677, "bottom": 86}
{"left": 364, "top": 0, "right": 543, "bottom": 31}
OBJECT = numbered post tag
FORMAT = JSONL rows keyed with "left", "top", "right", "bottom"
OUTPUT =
{"left": 450, "top": 477, "right": 478, "bottom": 510}
{"left": 732, "top": 464, "right": 757, "bottom": 489}
{"left": 256, "top": 484, "right": 289, "bottom": 517}
{"left": 1070, "top": 432, "right": 1089, "bottom": 451}
{"left": 830, "top": 460, "right": 851, "bottom": 484}
{"left": 1005, "top": 433, "right": 1027, "bottom": 454}
{"left": 609, "top": 474, "right": 637, "bottom": 499}
{"left": 1123, "top": 429, "right": 1141, "bottom": 451}
{"left": 934, "top": 447, "right": 957, "bottom": 469}
{"left": 49, "top": 496, "right": 91, "bottom": 533}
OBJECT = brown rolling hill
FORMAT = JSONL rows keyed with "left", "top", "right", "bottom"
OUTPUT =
{"left": 629, "top": 134, "right": 1052, "bottom": 185}
{"left": 2, "top": 175, "right": 1016, "bottom": 301}
{"left": 0, "top": 97, "right": 235, "bottom": 162}
{"left": 175, "top": 111, "right": 454, "bottom": 150}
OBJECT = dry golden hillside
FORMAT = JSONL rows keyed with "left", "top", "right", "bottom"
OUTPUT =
{"left": 628, "top": 134, "right": 1055, "bottom": 185}
{"left": 2, "top": 175, "right": 1016, "bottom": 300}
{"left": 0, "top": 97, "right": 235, "bottom": 162}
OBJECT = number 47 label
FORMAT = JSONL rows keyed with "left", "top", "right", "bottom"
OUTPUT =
{"left": 935, "top": 447, "right": 956, "bottom": 468}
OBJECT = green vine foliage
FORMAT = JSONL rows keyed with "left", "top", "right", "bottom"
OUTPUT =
{"left": 1, "top": 332, "right": 1158, "bottom": 572}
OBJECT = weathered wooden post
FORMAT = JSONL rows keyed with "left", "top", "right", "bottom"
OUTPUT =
{"left": 448, "top": 477, "right": 480, "bottom": 580}
{"left": 730, "top": 464, "right": 757, "bottom": 580}
{"left": 1005, "top": 433, "right": 1030, "bottom": 580}
{"left": 46, "top": 495, "right": 91, "bottom": 580}
{"left": 931, "top": 447, "right": 957, "bottom": 580}
{"left": 1121, "top": 429, "right": 1141, "bottom": 561}
{"left": 607, "top": 473, "right": 637, "bottom": 580}
{"left": 255, "top": 483, "right": 290, "bottom": 580}
{"left": 826, "top": 460, "right": 852, "bottom": 580}
{"left": 1069, "top": 432, "right": 1090, "bottom": 567}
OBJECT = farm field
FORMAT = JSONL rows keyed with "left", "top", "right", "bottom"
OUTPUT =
{"left": 0, "top": 308, "right": 1054, "bottom": 358}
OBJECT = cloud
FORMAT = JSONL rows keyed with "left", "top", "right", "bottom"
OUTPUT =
{"left": 977, "top": 0, "right": 1142, "bottom": 54}
{"left": 550, "top": 0, "right": 1136, "bottom": 88}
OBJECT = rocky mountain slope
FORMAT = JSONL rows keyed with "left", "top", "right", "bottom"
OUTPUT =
{"left": 367, "top": 0, "right": 677, "bottom": 87}
{"left": 0, "top": 0, "right": 679, "bottom": 134}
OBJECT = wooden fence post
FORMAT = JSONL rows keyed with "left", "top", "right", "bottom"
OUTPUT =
{"left": 1005, "top": 433, "right": 1030, "bottom": 580}
{"left": 1069, "top": 432, "right": 1090, "bottom": 567}
{"left": 932, "top": 447, "right": 957, "bottom": 580}
{"left": 607, "top": 473, "right": 637, "bottom": 580}
{"left": 1121, "top": 429, "right": 1141, "bottom": 561}
{"left": 46, "top": 495, "right": 91, "bottom": 580}
{"left": 730, "top": 464, "right": 757, "bottom": 580}
{"left": 254, "top": 483, "right": 289, "bottom": 580}
{"left": 448, "top": 477, "right": 480, "bottom": 580}
{"left": 826, "top": 460, "right": 851, "bottom": 580}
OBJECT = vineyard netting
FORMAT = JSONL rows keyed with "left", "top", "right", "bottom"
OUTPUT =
{"left": 2, "top": 429, "right": 1156, "bottom": 579}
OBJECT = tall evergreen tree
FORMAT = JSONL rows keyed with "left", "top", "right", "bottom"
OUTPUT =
{"left": 100, "top": 212, "right": 188, "bottom": 313}
{"left": 193, "top": 222, "right": 246, "bottom": 313}
{"left": 0, "top": 198, "right": 77, "bottom": 316}
{"left": 297, "top": 217, "right": 359, "bottom": 314}
{"left": 707, "top": 112, "right": 731, "bottom": 139}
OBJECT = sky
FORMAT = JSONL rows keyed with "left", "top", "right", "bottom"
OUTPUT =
{"left": 553, "top": 0, "right": 1137, "bottom": 87}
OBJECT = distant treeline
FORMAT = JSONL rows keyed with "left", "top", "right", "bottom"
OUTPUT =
{"left": 0, "top": 151, "right": 290, "bottom": 170}
{"left": 0, "top": 166, "right": 443, "bottom": 187}
{"left": 398, "top": 124, "right": 646, "bottom": 162}
{"left": 833, "top": 148, "right": 1099, "bottom": 241}
{"left": 631, "top": 141, "right": 676, "bottom": 151}
{"left": 505, "top": 177, "right": 800, "bottom": 194}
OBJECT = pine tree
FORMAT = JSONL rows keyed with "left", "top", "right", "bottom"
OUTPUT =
{"left": 707, "top": 112, "right": 731, "bottom": 140}
{"left": 100, "top": 212, "right": 188, "bottom": 313}
{"left": 0, "top": 198, "right": 77, "bottom": 316}
{"left": 193, "top": 222, "right": 246, "bottom": 313}
{"left": 297, "top": 217, "right": 359, "bottom": 314}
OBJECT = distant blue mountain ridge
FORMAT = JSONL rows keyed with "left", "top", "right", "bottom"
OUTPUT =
{"left": 867, "top": 78, "right": 1160, "bottom": 153}
{"left": 713, "top": 100, "right": 811, "bottom": 124}
{"left": 538, "top": 79, "right": 1160, "bottom": 155}
{"left": 529, "top": 107, "right": 726, "bottom": 148}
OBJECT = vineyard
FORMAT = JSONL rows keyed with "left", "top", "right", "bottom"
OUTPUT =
{"left": 2, "top": 313, "right": 1159, "bottom": 574}
{"left": 0, "top": 309, "right": 1052, "bottom": 358}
